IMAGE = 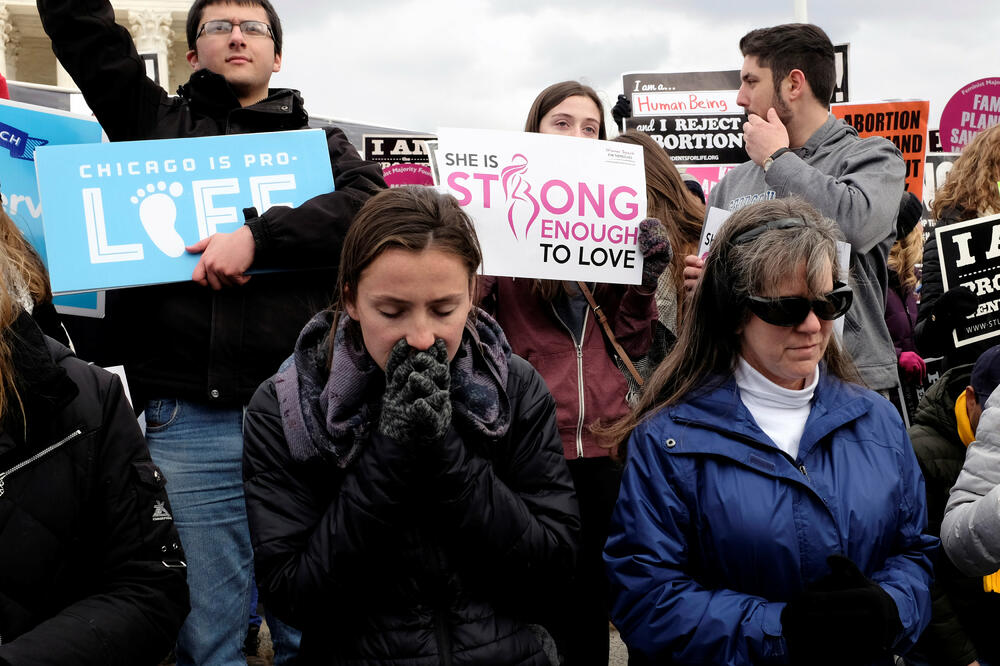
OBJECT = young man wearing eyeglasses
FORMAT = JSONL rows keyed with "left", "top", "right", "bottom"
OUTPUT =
{"left": 684, "top": 23, "right": 906, "bottom": 398}
{"left": 35, "top": 1, "right": 386, "bottom": 664}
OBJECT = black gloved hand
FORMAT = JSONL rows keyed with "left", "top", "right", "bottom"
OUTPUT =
{"left": 935, "top": 286, "right": 978, "bottom": 322}
{"left": 378, "top": 339, "right": 452, "bottom": 444}
{"left": 637, "top": 217, "right": 673, "bottom": 293}
{"left": 781, "top": 555, "right": 902, "bottom": 666}
{"left": 612, "top": 93, "right": 632, "bottom": 126}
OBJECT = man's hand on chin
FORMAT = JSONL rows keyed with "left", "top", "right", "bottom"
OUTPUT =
{"left": 187, "top": 225, "right": 256, "bottom": 290}
{"left": 743, "top": 107, "right": 790, "bottom": 167}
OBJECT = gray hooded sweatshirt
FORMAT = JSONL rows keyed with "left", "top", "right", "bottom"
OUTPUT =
{"left": 709, "top": 114, "right": 905, "bottom": 391}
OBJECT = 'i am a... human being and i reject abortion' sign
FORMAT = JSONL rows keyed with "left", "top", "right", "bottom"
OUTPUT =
{"left": 35, "top": 128, "right": 334, "bottom": 294}
{"left": 433, "top": 128, "right": 647, "bottom": 284}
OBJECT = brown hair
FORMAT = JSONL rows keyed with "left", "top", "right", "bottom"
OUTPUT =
{"left": 329, "top": 186, "right": 482, "bottom": 362}
{"left": 612, "top": 130, "right": 705, "bottom": 322}
{"left": 600, "top": 197, "right": 859, "bottom": 448}
{"left": 1, "top": 209, "right": 52, "bottom": 306}
{"left": 186, "top": 0, "right": 282, "bottom": 54}
{"left": 0, "top": 251, "right": 22, "bottom": 424}
{"left": 931, "top": 124, "right": 1000, "bottom": 221}
{"left": 739, "top": 23, "right": 836, "bottom": 108}
{"left": 524, "top": 80, "right": 607, "bottom": 140}
{"left": 0, "top": 211, "right": 56, "bottom": 423}
{"left": 526, "top": 81, "right": 607, "bottom": 302}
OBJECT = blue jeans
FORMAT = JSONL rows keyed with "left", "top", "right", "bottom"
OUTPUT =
{"left": 249, "top": 570, "right": 302, "bottom": 664}
{"left": 266, "top": 610, "right": 303, "bottom": 666}
{"left": 145, "top": 398, "right": 252, "bottom": 666}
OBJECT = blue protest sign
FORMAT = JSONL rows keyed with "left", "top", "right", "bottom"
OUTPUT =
{"left": 0, "top": 98, "right": 103, "bottom": 266}
{"left": 36, "top": 128, "right": 335, "bottom": 294}
{"left": 0, "top": 99, "right": 105, "bottom": 316}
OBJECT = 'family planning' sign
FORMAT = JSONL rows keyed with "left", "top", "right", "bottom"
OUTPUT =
{"left": 433, "top": 128, "right": 647, "bottom": 284}
{"left": 36, "top": 128, "right": 334, "bottom": 293}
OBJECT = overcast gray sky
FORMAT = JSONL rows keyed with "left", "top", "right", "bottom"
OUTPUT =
{"left": 270, "top": 0, "right": 998, "bottom": 134}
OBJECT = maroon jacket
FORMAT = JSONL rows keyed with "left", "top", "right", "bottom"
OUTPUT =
{"left": 478, "top": 277, "right": 656, "bottom": 459}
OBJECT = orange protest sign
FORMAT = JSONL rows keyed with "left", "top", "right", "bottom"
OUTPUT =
{"left": 831, "top": 100, "right": 929, "bottom": 199}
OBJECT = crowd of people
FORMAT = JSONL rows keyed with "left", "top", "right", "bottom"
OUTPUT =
{"left": 3, "top": 1, "right": 1000, "bottom": 665}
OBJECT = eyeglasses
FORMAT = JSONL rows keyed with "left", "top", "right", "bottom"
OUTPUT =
{"left": 747, "top": 282, "right": 853, "bottom": 327}
{"left": 197, "top": 19, "right": 273, "bottom": 39}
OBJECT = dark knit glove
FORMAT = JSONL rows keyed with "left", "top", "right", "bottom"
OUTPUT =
{"left": 378, "top": 339, "right": 452, "bottom": 444}
{"left": 638, "top": 217, "right": 673, "bottom": 293}
{"left": 612, "top": 93, "right": 632, "bottom": 126}
{"left": 781, "top": 555, "right": 902, "bottom": 665}
{"left": 935, "top": 286, "right": 978, "bottom": 322}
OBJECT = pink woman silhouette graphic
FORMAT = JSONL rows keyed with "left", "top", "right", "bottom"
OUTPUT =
{"left": 501, "top": 154, "right": 540, "bottom": 239}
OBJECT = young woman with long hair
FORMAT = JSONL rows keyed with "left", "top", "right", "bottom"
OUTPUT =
{"left": 478, "top": 80, "right": 672, "bottom": 665}
{"left": 243, "top": 186, "right": 579, "bottom": 664}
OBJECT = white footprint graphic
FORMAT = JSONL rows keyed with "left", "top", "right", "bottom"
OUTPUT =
{"left": 131, "top": 181, "right": 185, "bottom": 258}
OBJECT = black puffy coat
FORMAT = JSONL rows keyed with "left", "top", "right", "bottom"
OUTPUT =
{"left": 0, "top": 312, "right": 189, "bottom": 665}
{"left": 244, "top": 354, "right": 579, "bottom": 665}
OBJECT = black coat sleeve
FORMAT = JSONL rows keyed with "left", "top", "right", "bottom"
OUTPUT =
{"left": 243, "top": 379, "right": 415, "bottom": 628}
{"left": 36, "top": 0, "right": 171, "bottom": 141}
{"left": 914, "top": 233, "right": 950, "bottom": 358}
{"left": 0, "top": 369, "right": 189, "bottom": 666}
{"left": 246, "top": 127, "right": 386, "bottom": 268}
{"left": 419, "top": 357, "right": 580, "bottom": 585}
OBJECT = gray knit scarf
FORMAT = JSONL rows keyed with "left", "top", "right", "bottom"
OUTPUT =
{"left": 274, "top": 308, "right": 512, "bottom": 466}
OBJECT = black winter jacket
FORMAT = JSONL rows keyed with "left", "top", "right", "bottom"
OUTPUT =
{"left": 907, "top": 364, "right": 1000, "bottom": 666}
{"left": 37, "top": 0, "right": 386, "bottom": 405}
{"left": 0, "top": 312, "right": 189, "bottom": 665}
{"left": 243, "top": 355, "right": 579, "bottom": 665}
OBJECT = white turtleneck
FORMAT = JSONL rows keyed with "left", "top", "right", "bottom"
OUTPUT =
{"left": 733, "top": 357, "right": 819, "bottom": 460}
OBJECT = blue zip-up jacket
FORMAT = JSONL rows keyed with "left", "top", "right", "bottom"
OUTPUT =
{"left": 605, "top": 368, "right": 936, "bottom": 665}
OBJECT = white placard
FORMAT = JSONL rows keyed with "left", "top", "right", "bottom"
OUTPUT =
{"left": 698, "top": 206, "right": 731, "bottom": 258}
{"left": 434, "top": 128, "right": 646, "bottom": 284}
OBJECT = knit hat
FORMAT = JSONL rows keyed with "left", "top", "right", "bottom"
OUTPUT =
{"left": 896, "top": 192, "right": 923, "bottom": 239}
{"left": 971, "top": 344, "right": 1000, "bottom": 403}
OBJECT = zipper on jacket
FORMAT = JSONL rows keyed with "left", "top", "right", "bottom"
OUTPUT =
{"left": 0, "top": 429, "right": 82, "bottom": 498}
{"left": 549, "top": 304, "right": 589, "bottom": 458}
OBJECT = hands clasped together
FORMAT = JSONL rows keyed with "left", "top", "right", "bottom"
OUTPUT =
{"left": 378, "top": 338, "right": 452, "bottom": 444}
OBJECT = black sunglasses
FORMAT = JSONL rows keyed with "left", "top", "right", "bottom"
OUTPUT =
{"left": 747, "top": 282, "right": 853, "bottom": 327}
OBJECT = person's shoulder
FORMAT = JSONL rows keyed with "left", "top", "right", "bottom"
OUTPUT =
{"left": 247, "top": 374, "right": 280, "bottom": 418}
{"left": 709, "top": 160, "right": 761, "bottom": 206}
{"left": 507, "top": 354, "right": 550, "bottom": 402}
{"left": 48, "top": 337, "right": 117, "bottom": 395}
{"left": 823, "top": 118, "right": 900, "bottom": 157}
{"left": 817, "top": 371, "right": 900, "bottom": 424}
{"left": 719, "top": 159, "right": 758, "bottom": 180}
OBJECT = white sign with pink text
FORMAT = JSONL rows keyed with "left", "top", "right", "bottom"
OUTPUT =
{"left": 434, "top": 128, "right": 646, "bottom": 284}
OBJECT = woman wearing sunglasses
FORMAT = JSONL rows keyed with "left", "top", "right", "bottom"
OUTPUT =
{"left": 603, "top": 197, "right": 935, "bottom": 665}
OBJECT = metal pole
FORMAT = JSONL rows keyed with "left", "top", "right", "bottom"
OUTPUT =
{"left": 794, "top": 0, "right": 808, "bottom": 22}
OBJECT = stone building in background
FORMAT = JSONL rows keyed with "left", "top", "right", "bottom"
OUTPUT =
{"left": 1, "top": 0, "right": 189, "bottom": 107}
